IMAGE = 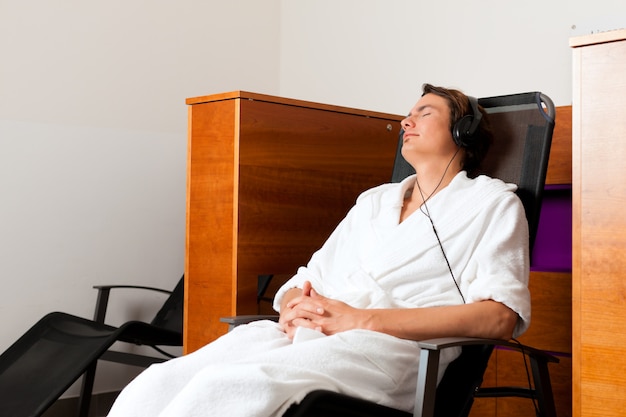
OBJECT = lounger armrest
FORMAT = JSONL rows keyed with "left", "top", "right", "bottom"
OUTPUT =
{"left": 92, "top": 285, "right": 172, "bottom": 323}
{"left": 93, "top": 284, "right": 172, "bottom": 295}
{"left": 220, "top": 315, "right": 280, "bottom": 331}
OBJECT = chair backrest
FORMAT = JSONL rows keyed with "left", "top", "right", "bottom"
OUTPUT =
{"left": 391, "top": 92, "right": 555, "bottom": 417}
{"left": 150, "top": 275, "right": 184, "bottom": 333}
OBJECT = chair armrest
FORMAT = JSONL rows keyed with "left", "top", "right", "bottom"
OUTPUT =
{"left": 413, "top": 337, "right": 559, "bottom": 417}
{"left": 93, "top": 284, "right": 172, "bottom": 323}
{"left": 416, "top": 336, "right": 559, "bottom": 364}
{"left": 220, "top": 315, "right": 279, "bottom": 331}
{"left": 93, "top": 284, "right": 172, "bottom": 295}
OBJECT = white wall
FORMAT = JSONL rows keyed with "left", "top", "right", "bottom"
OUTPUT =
{"left": 1, "top": 0, "right": 625, "bottom": 399}
{"left": 0, "top": 0, "right": 281, "bottom": 396}
{"left": 278, "top": 0, "right": 626, "bottom": 115}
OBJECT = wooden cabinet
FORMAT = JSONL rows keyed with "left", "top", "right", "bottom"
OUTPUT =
{"left": 571, "top": 29, "right": 626, "bottom": 417}
{"left": 184, "top": 91, "right": 402, "bottom": 353}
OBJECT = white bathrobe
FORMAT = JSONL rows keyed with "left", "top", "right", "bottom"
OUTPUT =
{"left": 107, "top": 172, "right": 530, "bottom": 417}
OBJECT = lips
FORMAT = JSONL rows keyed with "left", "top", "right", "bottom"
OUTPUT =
{"left": 403, "top": 132, "right": 418, "bottom": 142}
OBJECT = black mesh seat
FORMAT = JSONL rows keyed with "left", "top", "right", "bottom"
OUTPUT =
{"left": 0, "top": 276, "right": 183, "bottom": 417}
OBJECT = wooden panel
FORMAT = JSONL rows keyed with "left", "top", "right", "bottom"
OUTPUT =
{"left": 572, "top": 31, "right": 626, "bottom": 417}
{"left": 235, "top": 99, "right": 399, "bottom": 313}
{"left": 184, "top": 100, "right": 239, "bottom": 353}
{"left": 519, "top": 271, "right": 572, "bottom": 354}
{"left": 546, "top": 105, "right": 572, "bottom": 185}
{"left": 184, "top": 92, "right": 402, "bottom": 352}
{"left": 570, "top": 28, "right": 626, "bottom": 47}
{"left": 572, "top": 46, "right": 583, "bottom": 417}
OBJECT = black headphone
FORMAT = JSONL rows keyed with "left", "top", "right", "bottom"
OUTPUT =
{"left": 451, "top": 96, "right": 482, "bottom": 148}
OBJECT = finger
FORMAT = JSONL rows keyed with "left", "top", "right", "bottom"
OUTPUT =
{"left": 286, "top": 295, "right": 313, "bottom": 310}
{"left": 294, "top": 300, "right": 325, "bottom": 315}
{"left": 287, "top": 305, "right": 325, "bottom": 323}
{"left": 287, "top": 284, "right": 313, "bottom": 309}
{"left": 286, "top": 294, "right": 307, "bottom": 309}
{"left": 284, "top": 324, "right": 297, "bottom": 340}
{"left": 302, "top": 281, "right": 312, "bottom": 297}
{"left": 291, "top": 318, "right": 321, "bottom": 331}
{"left": 280, "top": 305, "right": 314, "bottom": 324}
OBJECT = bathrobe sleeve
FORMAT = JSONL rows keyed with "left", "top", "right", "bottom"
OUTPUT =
{"left": 461, "top": 188, "right": 531, "bottom": 337}
{"left": 273, "top": 173, "right": 531, "bottom": 338}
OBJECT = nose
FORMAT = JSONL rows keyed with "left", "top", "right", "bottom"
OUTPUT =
{"left": 401, "top": 115, "right": 414, "bottom": 130}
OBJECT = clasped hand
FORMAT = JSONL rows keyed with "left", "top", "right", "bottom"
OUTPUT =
{"left": 278, "top": 281, "right": 365, "bottom": 340}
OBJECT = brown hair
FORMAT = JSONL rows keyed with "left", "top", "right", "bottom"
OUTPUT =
{"left": 422, "top": 83, "right": 493, "bottom": 176}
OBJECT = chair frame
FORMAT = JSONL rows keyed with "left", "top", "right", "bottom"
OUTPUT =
{"left": 77, "top": 284, "right": 180, "bottom": 417}
{"left": 0, "top": 277, "right": 183, "bottom": 417}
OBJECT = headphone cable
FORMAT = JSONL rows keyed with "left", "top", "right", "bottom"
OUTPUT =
{"left": 415, "top": 147, "right": 465, "bottom": 304}
{"left": 416, "top": 149, "right": 538, "bottom": 414}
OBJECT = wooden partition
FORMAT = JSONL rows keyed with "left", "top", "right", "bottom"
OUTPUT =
{"left": 571, "top": 29, "right": 626, "bottom": 417}
{"left": 184, "top": 91, "right": 402, "bottom": 353}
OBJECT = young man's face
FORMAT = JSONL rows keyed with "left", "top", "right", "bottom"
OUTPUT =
{"left": 400, "top": 93, "right": 458, "bottom": 164}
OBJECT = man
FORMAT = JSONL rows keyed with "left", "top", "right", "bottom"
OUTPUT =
{"left": 108, "top": 85, "right": 530, "bottom": 417}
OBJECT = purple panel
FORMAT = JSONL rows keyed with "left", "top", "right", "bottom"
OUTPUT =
{"left": 531, "top": 185, "right": 572, "bottom": 272}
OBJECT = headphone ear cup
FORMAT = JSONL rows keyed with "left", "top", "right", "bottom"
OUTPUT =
{"left": 452, "top": 115, "right": 474, "bottom": 147}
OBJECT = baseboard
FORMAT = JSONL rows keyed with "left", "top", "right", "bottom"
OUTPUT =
{"left": 42, "top": 391, "right": 120, "bottom": 417}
